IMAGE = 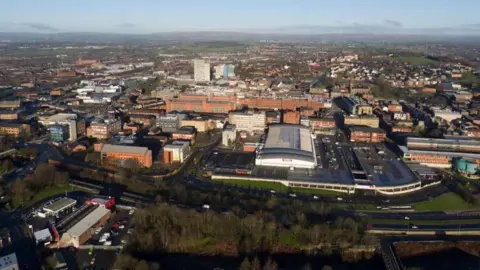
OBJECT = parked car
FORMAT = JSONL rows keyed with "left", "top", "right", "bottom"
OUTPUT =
{"left": 103, "top": 241, "right": 112, "bottom": 246}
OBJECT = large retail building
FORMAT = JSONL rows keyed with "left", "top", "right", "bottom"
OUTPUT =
{"left": 255, "top": 124, "right": 317, "bottom": 169}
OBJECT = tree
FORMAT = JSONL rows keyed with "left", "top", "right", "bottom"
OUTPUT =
{"left": 238, "top": 257, "right": 251, "bottom": 270}
{"left": 85, "top": 152, "right": 101, "bottom": 165}
{"left": 2, "top": 159, "right": 13, "bottom": 172}
{"left": 12, "top": 180, "right": 32, "bottom": 206}
{"left": 263, "top": 257, "right": 278, "bottom": 270}
{"left": 251, "top": 256, "right": 261, "bottom": 270}
{"left": 302, "top": 263, "right": 312, "bottom": 270}
{"left": 124, "top": 159, "right": 140, "bottom": 171}
{"left": 135, "top": 260, "right": 150, "bottom": 270}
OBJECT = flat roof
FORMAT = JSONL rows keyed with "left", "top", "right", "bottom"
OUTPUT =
{"left": 264, "top": 124, "right": 313, "bottom": 153}
{"left": 41, "top": 113, "right": 77, "bottom": 123}
{"left": 34, "top": 228, "right": 52, "bottom": 242}
{"left": 43, "top": 198, "right": 77, "bottom": 213}
{"left": 65, "top": 206, "right": 110, "bottom": 238}
{"left": 349, "top": 126, "right": 385, "bottom": 133}
{"left": 399, "top": 145, "right": 480, "bottom": 159}
{"left": 101, "top": 144, "right": 149, "bottom": 155}
{"left": 353, "top": 147, "right": 420, "bottom": 187}
{"left": 0, "top": 253, "right": 17, "bottom": 270}
{"left": 259, "top": 124, "right": 315, "bottom": 162}
{"left": 407, "top": 137, "right": 479, "bottom": 145}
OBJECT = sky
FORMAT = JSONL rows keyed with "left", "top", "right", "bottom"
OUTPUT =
{"left": 2, "top": 0, "right": 480, "bottom": 34}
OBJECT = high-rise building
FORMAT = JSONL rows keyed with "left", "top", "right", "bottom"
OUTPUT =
{"left": 214, "top": 64, "right": 236, "bottom": 79}
{"left": 194, "top": 59, "right": 211, "bottom": 82}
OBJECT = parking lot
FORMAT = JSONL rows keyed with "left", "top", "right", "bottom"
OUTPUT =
{"left": 87, "top": 209, "right": 133, "bottom": 247}
{"left": 71, "top": 209, "right": 134, "bottom": 269}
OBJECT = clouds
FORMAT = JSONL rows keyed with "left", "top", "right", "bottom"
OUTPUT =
{"left": 21, "top": 22, "right": 58, "bottom": 32}
{"left": 384, "top": 20, "right": 402, "bottom": 27}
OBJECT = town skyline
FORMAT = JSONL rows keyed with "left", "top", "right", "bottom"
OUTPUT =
{"left": 3, "top": 0, "right": 480, "bottom": 35}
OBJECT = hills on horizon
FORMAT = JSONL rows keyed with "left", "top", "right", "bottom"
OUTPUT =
{"left": 2, "top": 24, "right": 480, "bottom": 43}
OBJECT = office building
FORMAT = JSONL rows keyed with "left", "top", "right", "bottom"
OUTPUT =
{"left": 0, "top": 123, "right": 30, "bottom": 137}
{"left": 49, "top": 125, "right": 68, "bottom": 142}
{"left": 156, "top": 114, "right": 187, "bottom": 132}
{"left": 163, "top": 141, "right": 191, "bottom": 164}
{"left": 39, "top": 113, "right": 85, "bottom": 141}
{"left": 194, "top": 59, "right": 211, "bottom": 82}
{"left": 349, "top": 126, "right": 386, "bottom": 143}
{"left": 228, "top": 110, "right": 266, "bottom": 134}
{"left": 214, "top": 64, "right": 235, "bottom": 79}
{"left": 222, "top": 125, "right": 237, "bottom": 146}
{"left": 87, "top": 119, "right": 122, "bottom": 139}
{"left": 98, "top": 144, "right": 153, "bottom": 168}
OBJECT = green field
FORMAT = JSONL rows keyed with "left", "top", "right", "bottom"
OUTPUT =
{"left": 212, "top": 178, "right": 343, "bottom": 196}
{"left": 159, "top": 41, "right": 251, "bottom": 53}
{"left": 391, "top": 56, "right": 438, "bottom": 65}
{"left": 413, "top": 192, "right": 478, "bottom": 211}
{"left": 12, "top": 184, "right": 94, "bottom": 208}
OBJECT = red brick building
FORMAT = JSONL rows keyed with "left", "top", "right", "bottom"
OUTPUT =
{"left": 237, "top": 97, "right": 324, "bottom": 111}
{"left": 166, "top": 95, "right": 237, "bottom": 114}
{"left": 283, "top": 111, "right": 300, "bottom": 124}
{"left": 349, "top": 126, "right": 385, "bottom": 143}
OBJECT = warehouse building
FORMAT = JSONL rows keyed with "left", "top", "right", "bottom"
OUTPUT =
{"left": 407, "top": 137, "right": 480, "bottom": 153}
{"left": 256, "top": 124, "right": 317, "bottom": 169}
{"left": 0, "top": 253, "right": 18, "bottom": 270}
{"left": 42, "top": 198, "right": 77, "bottom": 217}
{"left": 59, "top": 206, "right": 111, "bottom": 248}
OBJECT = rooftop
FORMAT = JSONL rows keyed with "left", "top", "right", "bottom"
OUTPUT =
{"left": 40, "top": 113, "right": 77, "bottom": 123}
{"left": 65, "top": 206, "right": 110, "bottom": 237}
{"left": 264, "top": 124, "right": 313, "bottom": 153}
{"left": 43, "top": 198, "right": 77, "bottom": 213}
{"left": 101, "top": 144, "right": 150, "bottom": 155}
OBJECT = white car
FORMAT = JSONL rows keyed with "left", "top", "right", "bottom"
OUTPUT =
{"left": 270, "top": 190, "right": 276, "bottom": 194}
{"left": 103, "top": 241, "right": 112, "bottom": 246}
{"left": 337, "top": 197, "right": 343, "bottom": 201}
{"left": 119, "top": 225, "right": 125, "bottom": 229}
{"left": 128, "top": 209, "right": 135, "bottom": 215}
{"left": 103, "top": 232, "right": 110, "bottom": 237}
{"left": 99, "top": 237, "right": 107, "bottom": 243}
{"left": 411, "top": 225, "right": 418, "bottom": 229}
{"left": 202, "top": 204, "right": 210, "bottom": 209}
{"left": 289, "top": 193, "right": 297, "bottom": 198}
{"left": 313, "top": 195, "right": 319, "bottom": 200}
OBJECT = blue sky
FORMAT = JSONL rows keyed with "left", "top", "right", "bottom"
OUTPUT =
{"left": 2, "top": 0, "right": 480, "bottom": 33}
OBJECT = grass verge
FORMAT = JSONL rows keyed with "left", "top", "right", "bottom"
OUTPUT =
{"left": 12, "top": 184, "right": 94, "bottom": 208}
{"left": 213, "top": 178, "right": 343, "bottom": 196}
{"left": 413, "top": 192, "right": 479, "bottom": 211}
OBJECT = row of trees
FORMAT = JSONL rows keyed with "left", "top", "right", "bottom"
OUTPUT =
{"left": 10, "top": 164, "right": 68, "bottom": 206}
{"left": 114, "top": 203, "right": 376, "bottom": 269}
